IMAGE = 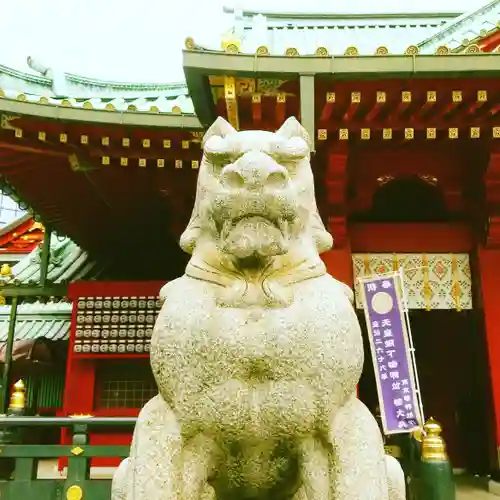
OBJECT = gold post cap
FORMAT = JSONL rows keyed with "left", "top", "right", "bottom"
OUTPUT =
{"left": 421, "top": 417, "right": 448, "bottom": 461}
{"left": 0, "top": 264, "right": 12, "bottom": 277}
{"left": 9, "top": 379, "right": 26, "bottom": 410}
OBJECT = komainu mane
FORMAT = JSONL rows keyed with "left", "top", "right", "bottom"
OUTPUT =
{"left": 112, "top": 117, "right": 406, "bottom": 500}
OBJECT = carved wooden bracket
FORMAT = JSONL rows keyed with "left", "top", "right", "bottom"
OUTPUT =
{"left": 324, "top": 146, "right": 348, "bottom": 247}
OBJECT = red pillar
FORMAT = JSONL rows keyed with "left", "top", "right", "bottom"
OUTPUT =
{"left": 321, "top": 244, "right": 353, "bottom": 288}
{"left": 478, "top": 248, "right": 500, "bottom": 457}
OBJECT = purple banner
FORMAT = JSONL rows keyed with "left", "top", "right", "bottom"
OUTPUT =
{"left": 360, "top": 273, "right": 421, "bottom": 434}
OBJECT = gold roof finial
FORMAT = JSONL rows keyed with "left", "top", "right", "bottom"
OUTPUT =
{"left": 221, "top": 30, "right": 241, "bottom": 53}
{"left": 9, "top": 379, "right": 26, "bottom": 410}
{"left": 421, "top": 417, "right": 447, "bottom": 461}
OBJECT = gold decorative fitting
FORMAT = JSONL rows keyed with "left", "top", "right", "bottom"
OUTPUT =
{"left": 142, "top": 139, "right": 150, "bottom": 148}
{"left": 184, "top": 37, "right": 195, "bottom": 50}
{"left": 317, "top": 129, "right": 327, "bottom": 140}
{"left": 16, "top": 94, "right": 26, "bottom": 102}
{"left": 66, "top": 485, "right": 83, "bottom": 500}
{"left": 61, "top": 99, "right": 71, "bottom": 107}
{"left": 427, "top": 91, "right": 437, "bottom": 102}
{"left": 252, "top": 93, "right": 262, "bottom": 103}
{"left": 377, "top": 175, "right": 394, "bottom": 185}
{"left": 191, "top": 160, "right": 199, "bottom": 169}
{"left": 163, "top": 139, "right": 171, "bottom": 148}
{"left": 9, "top": 380, "right": 25, "bottom": 410}
{"left": 157, "top": 159, "right": 165, "bottom": 168}
{"left": 376, "top": 91, "right": 386, "bottom": 103}
{"left": 83, "top": 101, "right": 93, "bottom": 110}
{"left": 14, "top": 129, "right": 22, "bottom": 138}
{"left": 149, "top": 106, "right": 160, "bottom": 113}
{"left": 449, "top": 127, "right": 459, "bottom": 139}
{"left": 404, "top": 128, "right": 414, "bottom": 140}
{"left": 375, "top": 46, "right": 389, "bottom": 55}
{"left": 0, "top": 89, "right": 4, "bottom": 98}
{"left": 102, "top": 156, "right": 110, "bottom": 165}
{"left": 256, "top": 46, "right": 270, "bottom": 56}
{"left": 315, "top": 46, "right": 329, "bottom": 57}
{"left": 224, "top": 43, "right": 240, "bottom": 54}
{"left": 382, "top": 128, "right": 392, "bottom": 140}
{"left": 285, "top": 47, "right": 299, "bottom": 57}
{"left": 421, "top": 417, "right": 448, "bottom": 461}
{"left": 470, "top": 127, "right": 480, "bottom": 139}
{"left": 351, "top": 92, "right": 361, "bottom": 103}
{"left": 493, "top": 127, "right": 500, "bottom": 138}
{"left": 0, "top": 296, "right": 5, "bottom": 306}
{"left": 102, "top": 137, "right": 110, "bottom": 146}
{"left": 182, "top": 140, "right": 190, "bottom": 149}
{"left": 360, "top": 128, "right": 371, "bottom": 140}
{"left": 105, "top": 103, "right": 115, "bottom": 111}
{"left": 171, "top": 105, "right": 182, "bottom": 114}
{"left": 427, "top": 128, "right": 437, "bottom": 139}
{"left": 339, "top": 129, "right": 349, "bottom": 140}
{"left": 175, "top": 160, "right": 183, "bottom": 169}
{"left": 38, "top": 131, "right": 46, "bottom": 141}
{"left": 39, "top": 96, "right": 49, "bottom": 104}
{"left": 420, "top": 174, "right": 438, "bottom": 185}
{"left": 138, "top": 158, "right": 146, "bottom": 167}
{"left": 80, "top": 135, "right": 88, "bottom": 145}
{"left": 120, "top": 157, "right": 128, "bottom": 166}
{"left": 60, "top": 133, "right": 67, "bottom": 143}
{"left": 326, "top": 92, "right": 336, "bottom": 103}
{"left": 404, "top": 45, "right": 419, "bottom": 56}
{"left": 477, "top": 90, "right": 488, "bottom": 102}
{"left": 0, "top": 264, "right": 12, "bottom": 278}
{"left": 436, "top": 45, "right": 449, "bottom": 55}
{"left": 465, "top": 44, "right": 481, "bottom": 54}
{"left": 344, "top": 46, "right": 358, "bottom": 56}
{"left": 277, "top": 93, "right": 286, "bottom": 103}
{"left": 402, "top": 91, "right": 412, "bottom": 103}
{"left": 70, "top": 446, "right": 84, "bottom": 456}
{"left": 122, "top": 138, "right": 130, "bottom": 147}
{"left": 127, "top": 104, "right": 137, "bottom": 112}
{"left": 452, "top": 90, "right": 462, "bottom": 102}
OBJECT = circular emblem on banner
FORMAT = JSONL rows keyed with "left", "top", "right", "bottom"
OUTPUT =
{"left": 371, "top": 291, "right": 394, "bottom": 315}
{"left": 66, "top": 485, "right": 83, "bottom": 500}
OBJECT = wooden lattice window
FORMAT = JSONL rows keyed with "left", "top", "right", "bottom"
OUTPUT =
{"left": 94, "top": 360, "right": 157, "bottom": 409}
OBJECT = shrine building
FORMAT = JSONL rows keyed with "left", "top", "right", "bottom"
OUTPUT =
{"left": 0, "top": 0, "right": 499, "bottom": 479}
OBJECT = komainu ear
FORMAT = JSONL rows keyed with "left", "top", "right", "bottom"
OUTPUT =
{"left": 202, "top": 117, "right": 236, "bottom": 147}
{"left": 276, "top": 117, "right": 312, "bottom": 151}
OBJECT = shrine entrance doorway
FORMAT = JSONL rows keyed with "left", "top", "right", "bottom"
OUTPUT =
{"left": 357, "top": 309, "right": 491, "bottom": 473}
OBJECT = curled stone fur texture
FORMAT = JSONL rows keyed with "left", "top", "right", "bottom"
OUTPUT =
{"left": 112, "top": 117, "right": 406, "bottom": 500}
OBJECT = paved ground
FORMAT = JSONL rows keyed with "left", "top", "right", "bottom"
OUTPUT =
{"left": 457, "top": 476, "right": 498, "bottom": 499}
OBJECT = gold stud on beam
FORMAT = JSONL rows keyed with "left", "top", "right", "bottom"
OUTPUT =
{"left": 14, "top": 129, "right": 23, "bottom": 138}
{"left": 382, "top": 128, "right": 392, "bottom": 140}
{"left": 449, "top": 128, "right": 458, "bottom": 139}
{"left": 477, "top": 90, "right": 488, "bottom": 102}
{"left": 80, "top": 135, "right": 88, "bottom": 145}
{"left": 142, "top": 139, "right": 150, "bottom": 148}
{"left": 404, "top": 128, "right": 414, "bottom": 140}
{"left": 102, "top": 137, "right": 110, "bottom": 146}
{"left": 361, "top": 128, "right": 371, "bottom": 140}
{"left": 317, "top": 129, "right": 327, "bottom": 140}
{"left": 38, "top": 131, "right": 46, "bottom": 141}
{"left": 138, "top": 158, "right": 146, "bottom": 167}
{"left": 102, "top": 156, "right": 110, "bottom": 165}
{"left": 376, "top": 91, "right": 386, "bottom": 103}
{"left": 402, "top": 91, "right": 412, "bottom": 103}
{"left": 339, "top": 129, "right": 349, "bottom": 140}
{"left": 191, "top": 160, "right": 199, "bottom": 169}
{"left": 157, "top": 159, "right": 165, "bottom": 168}
{"left": 122, "top": 138, "right": 130, "bottom": 147}
{"left": 182, "top": 140, "right": 190, "bottom": 149}
{"left": 326, "top": 92, "right": 335, "bottom": 103}
{"left": 252, "top": 93, "right": 262, "bottom": 103}
{"left": 277, "top": 93, "right": 286, "bottom": 103}
{"left": 493, "top": 127, "right": 500, "bottom": 139}
{"left": 351, "top": 92, "right": 361, "bottom": 103}
{"left": 470, "top": 127, "right": 480, "bottom": 139}
{"left": 452, "top": 91, "right": 462, "bottom": 103}
{"left": 175, "top": 160, "right": 183, "bottom": 169}
{"left": 427, "top": 91, "right": 437, "bottom": 102}
{"left": 120, "top": 157, "right": 128, "bottom": 166}
{"left": 163, "top": 139, "right": 171, "bottom": 149}
{"left": 60, "top": 133, "right": 67, "bottom": 143}
{"left": 426, "top": 128, "right": 436, "bottom": 139}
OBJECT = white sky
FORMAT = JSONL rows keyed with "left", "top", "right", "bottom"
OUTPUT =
{"left": 0, "top": 0, "right": 488, "bottom": 83}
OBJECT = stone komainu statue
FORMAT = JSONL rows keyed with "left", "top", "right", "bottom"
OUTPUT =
{"left": 112, "top": 117, "right": 406, "bottom": 500}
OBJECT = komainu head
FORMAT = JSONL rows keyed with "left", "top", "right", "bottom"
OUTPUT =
{"left": 180, "top": 117, "right": 332, "bottom": 270}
